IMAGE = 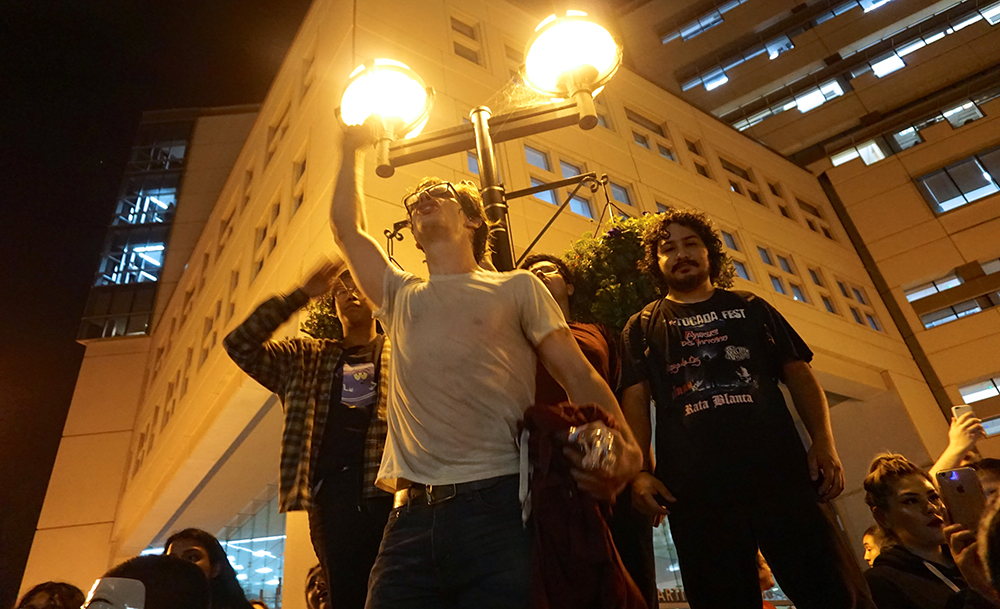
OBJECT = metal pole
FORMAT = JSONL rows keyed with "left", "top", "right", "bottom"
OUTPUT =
{"left": 470, "top": 106, "right": 514, "bottom": 271}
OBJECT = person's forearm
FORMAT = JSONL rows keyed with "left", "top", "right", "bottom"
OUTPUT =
{"left": 786, "top": 364, "right": 835, "bottom": 447}
{"left": 930, "top": 445, "right": 968, "bottom": 477}
{"left": 329, "top": 148, "right": 368, "bottom": 242}
{"left": 621, "top": 384, "right": 653, "bottom": 470}
{"left": 565, "top": 368, "right": 637, "bottom": 446}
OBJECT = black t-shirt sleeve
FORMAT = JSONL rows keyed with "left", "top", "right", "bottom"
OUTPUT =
{"left": 620, "top": 311, "right": 650, "bottom": 389}
{"left": 750, "top": 295, "right": 813, "bottom": 367}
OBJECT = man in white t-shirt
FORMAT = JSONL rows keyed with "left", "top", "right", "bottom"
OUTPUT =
{"left": 329, "top": 125, "right": 642, "bottom": 609}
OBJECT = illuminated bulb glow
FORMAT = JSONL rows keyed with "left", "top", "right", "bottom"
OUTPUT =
{"left": 525, "top": 14, "right": 619, "bottom": 95}
{"left": 339, "top": 60, "right": 430, "bottom": 137}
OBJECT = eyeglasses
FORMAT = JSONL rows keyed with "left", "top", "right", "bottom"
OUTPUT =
{"left": 333, "top": 284, "right": 360, "bottom": 301}
{"left": 529, "top": 263, "right": 562, "bottom": 278}
{"left": 402, "top": 182, "right": 460, "bottom": 216}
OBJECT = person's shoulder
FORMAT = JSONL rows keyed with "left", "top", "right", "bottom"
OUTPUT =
{"left": 623, "top": 298, "right": 664, "bottom": 332}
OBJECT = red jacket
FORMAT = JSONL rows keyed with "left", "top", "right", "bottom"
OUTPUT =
{"left": 522, "top": 402, "right": 646, "bottom": 609}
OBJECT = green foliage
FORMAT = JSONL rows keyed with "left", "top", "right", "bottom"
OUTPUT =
{"left": 563, "top": 215, "right": 662, "bottom": 333}
{"left": 301, "top": 293, "right": 343, "bottom": 340}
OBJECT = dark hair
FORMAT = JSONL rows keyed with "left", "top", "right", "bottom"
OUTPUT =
{"left": 520, "top": 253, "right": 574, "bottom": 287}
{"left": 102, "top": 555, "right": 210, "bottom": 609}
{"left": 16, "top": 582, "right": 85, "bottom": 609}
{"left": 640, "top": 208, "right": 733, "bottom": 290}
{"left": 972, "top": 458, "right": 1000, "bottom": 478}
{"left": 863, "top": 453, "right": 934, "bottom": 538}
{"left": 409, "top": 177, "right": 494, "bottom": 263}
{"left": 982, "top": 500, "right": 1000, "bottom": 593}
{"left": 165, "top": 528, "right": 252, "bottom": 609}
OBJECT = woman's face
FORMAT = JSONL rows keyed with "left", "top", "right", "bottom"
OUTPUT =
{"left": 167, "top": 539, "right": 215, "bottom": 579}
{"left": 862, "top": 534, "right": 881, "bottom": 566}
{"left": 879, "top": 474, "right": 946, "bottom": 549}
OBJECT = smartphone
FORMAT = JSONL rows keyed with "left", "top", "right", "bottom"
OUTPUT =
{"left": 936, "top": 468, "right": 986, "bottom": 531}
{"left": 953, "top": 404, "right": 974, "bottom": 420}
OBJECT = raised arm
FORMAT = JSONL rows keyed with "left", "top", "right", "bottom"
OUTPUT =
{"left": 783, "top": 360, "right": 844, "bottom": 501}
{"left": 929, "top": 412, "right": 986, "bottom": 478}
{"left": 330, "top": 125, "right": 392, "bottom": 309}
{"left": 536, "top": 328, "right": 643, "bottom": 500}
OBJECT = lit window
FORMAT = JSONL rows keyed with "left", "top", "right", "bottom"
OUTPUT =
{"left": 942, "top": 102, "right": 984, "bottom": 128}
{"left": 703, "top": 68, "right": 729, "bottom": 91}
{"left": 896, "top": 39, "right": 926, "bottom": 57}
{"left": 983, "top": 258, "right": 1000, "bottom": 275}
{"left": 917, "top": 148, "right": 1000, "bottom": 214}
{"left": 952, "top": 13, "right": 983, "bottom": 30}
{"left": 960, "top": 378, "right": 1000, "bottom": 404}
{"left": 467, "top": 152, "right": 479, "bottom": 175}
{"left": 920, "top": 300, "right": 983, "bottom": 328}
{"left": 889, "top": 127, "right": 923, "bottom": 152}
{"left": 871, "top": 53, "right": 905, "bottom": 78}
{"left": 831, "top": 148, "right": 860, "bottom": 167}
{"left": 525, "top": 146, "right": 550, "bottom": 171}
{"left": 766, "top": 35, "right": 794, "bottom": 59}
{"left": 981, "top": 1, "right": 1000, "bottom": 24}
{"left": 859, "top": 0, "right": 894, "bottom": 12}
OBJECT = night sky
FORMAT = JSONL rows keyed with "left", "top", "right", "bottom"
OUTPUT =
{"left": 0, "top": 0, "right": 314, "bottom": 344}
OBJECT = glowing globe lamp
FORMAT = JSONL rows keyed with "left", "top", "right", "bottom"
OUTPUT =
{"left": 339, "top": 59, "right": 433, "bottom": 139}
{"left": 524, "top": 11, "right": 621, "bottom": 101}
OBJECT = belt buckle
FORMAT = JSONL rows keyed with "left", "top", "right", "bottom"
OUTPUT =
{"left": 425, "top": 484, "right": 457, "bottom": 505}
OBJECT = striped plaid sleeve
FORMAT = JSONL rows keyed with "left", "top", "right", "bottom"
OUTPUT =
{"left": 224, "top": 289, "right": 311, "bottom": 396}
{"left": 362, "top": 335, "right": 391, "bottom": 498}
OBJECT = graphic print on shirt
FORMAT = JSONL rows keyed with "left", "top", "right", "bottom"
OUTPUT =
{"left": 342, "top": 362, "right": 377, "bottom": 407}
{"left": 665, "top": 307, "right": 759, "bottom": 417}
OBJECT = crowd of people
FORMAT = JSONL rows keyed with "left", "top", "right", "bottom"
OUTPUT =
{"left": 17, "top": 124, "right": 1000, "bottom": 609}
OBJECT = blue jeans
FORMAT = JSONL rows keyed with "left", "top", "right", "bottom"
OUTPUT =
{"left": 365, "top": 475, "right": 530, "bottom": 609}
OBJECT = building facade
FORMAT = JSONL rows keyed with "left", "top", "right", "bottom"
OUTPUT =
{"left": 21, "top": 0, "right": 985, "bottom": 606}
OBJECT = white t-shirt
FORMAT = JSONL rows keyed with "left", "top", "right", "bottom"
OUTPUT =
{"left": 374, "top": 265, "right": 568, "bottom": 491}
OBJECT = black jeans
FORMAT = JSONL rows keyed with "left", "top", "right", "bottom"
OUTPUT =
{"left": 610, "top": 486, "right": 658, "bottom": 608}
{"left": 668, "top": 480, "right": 874, "bottom": 609}
{"left": 308, "top": 468, "right": 393, "bottom": 609}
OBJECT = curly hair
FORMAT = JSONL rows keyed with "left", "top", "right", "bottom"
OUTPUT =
{"left": 640, "top": 208, "right": 733, "bottom": 290}
{"left": 863, "top": 453, "right": 933, "bottom": 513}
{"left": 408, "top": 177, "right": 495, "bottom": 263}
{"left": 520, "top": 253, "right": 574, "bottom": 286}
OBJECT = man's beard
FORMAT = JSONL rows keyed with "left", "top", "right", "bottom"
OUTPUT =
{"left": 663, "top": 263, "right": 710, "bottom": 293}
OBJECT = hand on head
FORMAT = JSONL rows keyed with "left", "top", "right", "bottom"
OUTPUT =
{"left": 301, "top": 259, "right": 348, "bottom": 298}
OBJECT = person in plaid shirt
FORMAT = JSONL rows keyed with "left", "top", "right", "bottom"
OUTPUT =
{"left": 224, "top": 259, "right": 391, "bottom": 609}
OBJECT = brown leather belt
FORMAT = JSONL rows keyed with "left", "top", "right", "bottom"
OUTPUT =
{"left": 393, "top": 474, "right": 517, "bottom": 508}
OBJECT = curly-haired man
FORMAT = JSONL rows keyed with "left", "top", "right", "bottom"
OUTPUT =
{"left": 620, "top": 209, "right": 873, "bottom": 608}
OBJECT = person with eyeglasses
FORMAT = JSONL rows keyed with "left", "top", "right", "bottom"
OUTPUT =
{"left": 223, "top": 256, "right": 391, "bottom": 609}
{"left": 329, "top": 125, "right": 643, "bottom": 609}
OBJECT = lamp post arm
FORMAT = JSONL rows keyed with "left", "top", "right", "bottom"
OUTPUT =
{"left": 513, "top": 173, "right": 604, "bottom": 267}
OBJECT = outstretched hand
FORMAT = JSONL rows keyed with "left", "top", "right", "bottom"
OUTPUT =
{"left": 301, "top": 260, "right": 346, "bottom": 298}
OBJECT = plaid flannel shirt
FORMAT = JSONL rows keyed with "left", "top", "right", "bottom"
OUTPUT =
{"left": 223, "top": 289, "right": 390, "bottom": 512}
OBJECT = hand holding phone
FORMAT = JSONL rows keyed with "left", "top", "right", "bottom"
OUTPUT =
{"left": 936, "top": 468, "right": 987, "bottom": 531}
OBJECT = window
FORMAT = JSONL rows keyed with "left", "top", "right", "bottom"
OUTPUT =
{"left": 748, "top": 190, "right": 763, "bottom": 204}
{"left": 561, "top": 160, "right": 582, "bottom": 178}
{"left": 633, "top": 132, "right": 650, "bottom": 148}
{"left": 686, "top": 140, "right": 702, "bottom": 155}
{"left": 960, "top": 376, "right": 1000, "bottom": 404}
{"left": 78, "top": 284, "right": 157, "bottom": 339}
{"left": 656, "top": 202, "right": 670, "bottom": 214}
{"left": 114, "top": 173, "right": 179, "bottom": 226}
{"left": 627, "top": 109, "right": 676, "bottom": 163}
{"left": 126, "top": 121, "right": 191, "bottom": 172}
{"left": 839, "top": 278, "right": 882, "bottom": 328}
{"left": 888, "top": 127, "right": 923, "bottom": 153}
{"left": 778, "top": 255, "right": 794, "bottom": 274}
{"left": 768, "top": 182, "right": 782, "bottom": 198}
{"left": 466, "top": 151, "right": 479, "bottom": 175}
{"left": 852, "top": 287, "right": 868, "bottom": 305}
{"left": 865, "top": 313, "right": 881, "bottom": 331}
{"left": 505, "top": 44, "right": 524, "bottom": 81}
{"left": 525, "top": 146, "right": 550, "bottom": 171}
{"left": 729, "top": 180, "right": 743, "bottom": 195}
{"left": 797, "top": 198, "right": 835, "bottom": 240}
{"left": 720, "top": 159, "right": 751, "bottom": 182}
{"left": 569, "top": 196, "right": 593, "bottom": 218}
{"left": 766, "top": 34, "right": 794, "bottom": 59}
{"left": 822, "top": 295, "right": 837, "bottom": 313}
{"left": 721, "top": 228, "right": 752, "bottom": 282}
{"left": 252, "top": 202, "right": 281, "bottom": 281}
{"left": 531, "top": 178, "right": 556, "bottom": 205}
{"left": 920, "top": 300, "right": 983, "bottom": 328}
{"left": 916, "top": 146, "right": 1000, "bottom": 214}
{"left": 625, "top": 109, "right": 665, "bottom": 137}
{"left": 94, "top": 226, "right": 169, "bottom": 286}
{"left": 450, "top": 16, "right": 484, "bottom": 66}
{"left": 851, "top": 307, "right": 864, "bottom": 324}
{"left": 779, "top": 204, "right": 791, "bottom": 217}
{"left": 265, "top": 103, "right": 290, "bottom": 167}
{"left": 733, "top": 260, "right": 752, "bottom": 280}
{"left": 831, "top": 140, "right": 888, "bottom": 167}
{"left": 594, "top": 94, "right": 611, "bottom": 129}
{"left": 809, "top": 268, "right": 824, "bottom": 286}
{"left": 301, "top": 44, "right": 317, "bottom": 98}
{"left": 791, "top": 283, "right": 808, "bottom": 302}
{"left": 721, "top": 230, "right": 739, "bottom": 251}
{"left": 758, "top": 247, "right": 773, "bottom": 265}
{"left": 609, "top": 181, "right": 633, "bottom": 206}
{"left": 242, "top": 168, "right": 254, "bottom": 211}
{"left": 771, "top": 275, "right": 787, "bottom": 294}
{"left": 658, "top": 144, "right": 677, "bottom": 162}
{"left": 226, "top": 269, "right": 240, "bottom": 322}
{"left": 695, "top": 163, "right": 711, "bottom": 178}
{"left": 292, "top": 154, "right": 306, "bottom": 217}
{"left": 659, "top": 0, "right": 750, "bottom": 44}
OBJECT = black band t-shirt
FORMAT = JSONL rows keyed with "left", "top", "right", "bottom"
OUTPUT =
{"left": 621, "top": 289, "right": 813, "bottom": 499}
{"left": 313, "top": 336, "right": 382, "bottom": 484}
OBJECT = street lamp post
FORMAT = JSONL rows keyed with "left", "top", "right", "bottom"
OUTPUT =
{"left": 337, "top": 11, "right": 622, "bottom": 271}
